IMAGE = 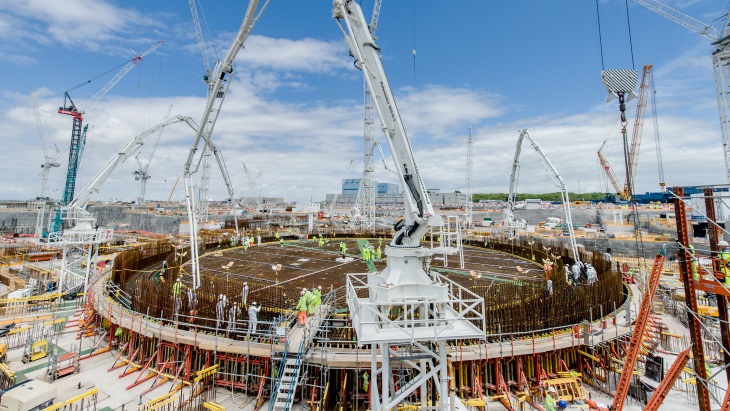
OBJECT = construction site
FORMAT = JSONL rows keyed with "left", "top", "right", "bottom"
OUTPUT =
{"left": 2, "top": 0, "right": 730, "bottom": 410}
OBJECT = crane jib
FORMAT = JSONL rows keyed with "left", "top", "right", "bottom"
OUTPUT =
{"left": 380, "top": 82, "right": 396, "bottom": 123}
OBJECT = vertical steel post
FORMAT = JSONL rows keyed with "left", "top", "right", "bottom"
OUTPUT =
{"left": 673, "top": 187, "right": 711, "bottom": 411}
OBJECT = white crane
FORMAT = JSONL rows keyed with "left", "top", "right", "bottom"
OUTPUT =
{"left": 334, "top": 2, "right": 485, "bottom": 410}
{"left": 242, "top": 162, "right": 263, "bottom": 210}
{"left": 508, "top": 129, "right": 580, "bottom": 270}
{"left": 183, "top": 0, "right": 269, "bottom": 290}
{"left": 632, "top": 0, "right": 730, "bottom": 183}
{"left": 55, "top": 116, "right": 197, "bottom": 295}
{"left": 133, "top": 106, "right": 172, "bottom": 204}
{"left": 30, "top": 88, "right": 61, "bottom": 200}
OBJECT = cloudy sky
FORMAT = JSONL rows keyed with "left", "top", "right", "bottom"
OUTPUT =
{"left": 0, "top": 0, "right": 727, "bottom": 204}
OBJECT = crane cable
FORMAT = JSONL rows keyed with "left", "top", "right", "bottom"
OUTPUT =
{"left": 625, "top": 0, "right": 636, "bottom": 70}
{"left": 595, "top": 0, "right": 605, "bottom": 71}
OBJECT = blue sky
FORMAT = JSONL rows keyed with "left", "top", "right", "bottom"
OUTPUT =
{"left": 0, "top": 0, "right": 728, "bottom": 204}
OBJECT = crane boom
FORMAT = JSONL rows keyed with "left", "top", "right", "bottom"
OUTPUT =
{"left": 626, "top": 65, "right": 652, "bottom": 195}
{"left": 30, "top": 88, "right": 61, "bottom": 199}
{"left": 511, "top": 130, "right": 580, "bottom": 265}
{"left": 183, "top": 0, "right": 269, "bottom": 290}
{"left": 188, "top": 0, "right": 212, "bottom": 83}
{"left": 85, "top": 41, "right": 164, "bottom": 111}
{"left": 71, "top": 116, "right": 198, "bottom": 210}
{"left": 598, "top": 147, "right": 628, "bottom": 201}
{"left": 633, "top": 0, "right": 730, "bottom": 184}
{"left": 632, "top": 0, "right": 719, "bottom": 42}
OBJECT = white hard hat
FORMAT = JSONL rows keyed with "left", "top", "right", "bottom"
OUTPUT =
{"left": 177, "top": 277, "right": 181, "bottom": 282}
{"left": 301, "top": 290, "right": 305, "bottom": 295}
{"left": 243, "top": 282, "right": 247, "bottom": 285}
{"left": 548, "top": 387, "right": 556, "bottom": 394}
{"left": 219, "top": 294, "right": 223, "bottom": 299}
{"left": 720, "top": 240, "right": 729, "bottom": 247}
{"left": 252, "top": 302, "right": 256, "bottom": 306}
{"left": 303, "top": 288, "right": 307, "bottom": 291}
{"left": 318, "top": 286, "right": 322, "bottom": 290}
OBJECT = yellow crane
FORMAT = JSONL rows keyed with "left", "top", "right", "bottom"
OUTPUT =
{"left": 598, "top": 64, "right": 653, "bottom": 201}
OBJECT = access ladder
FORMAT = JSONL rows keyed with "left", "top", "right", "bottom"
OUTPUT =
{"left": 269, "top": 340, "right": 305, "bottom": 411}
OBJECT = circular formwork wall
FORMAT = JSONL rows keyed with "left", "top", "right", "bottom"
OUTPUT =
{"left": 122, "top": 237, "right": 623, "bottom": 337}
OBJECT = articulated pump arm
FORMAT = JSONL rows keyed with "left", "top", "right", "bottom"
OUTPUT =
{"left": 516, "top": 130, "right": 580, "bottom": 263}
{"left": 334, "top": 0, "right": 436, "bottom": 247}
{"left": 70, "top": 116, "right": 198, "bottom": 210}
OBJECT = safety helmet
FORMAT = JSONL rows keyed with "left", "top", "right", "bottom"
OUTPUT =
{"left": 548, "top": 387, "right": 556, "bottom": 394}
{"left": 177, "top": 277, "right": 181, "bottom": 282}
{"left": 219, "top": 294, "right": 223, "bottom": 300}
{"left": 252, "top": 302, "right": 257, "bottom": 306}
{"left": 557, "top": 400, "right": 567, "bottom": 408}
{"left": 303, "top": 288, "right": 308, "bottom": 291}
{"left": 301, "top": 290, "right": 305, "bottom": 295}
{"left": 720, "top": 240, "right": 729, "bottom": 247}
{"left": 243, "top": 281, "right": 247, "bottom": 285}
{"left": 587, "top": 400, "right": 597, "bottom": 408}
{"left": 318, "top": 286, "right": 322, "bottom": 290}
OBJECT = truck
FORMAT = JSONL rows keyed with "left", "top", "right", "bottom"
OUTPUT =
{"left": 0, "top": 379, "right": 56, "bottom": 411}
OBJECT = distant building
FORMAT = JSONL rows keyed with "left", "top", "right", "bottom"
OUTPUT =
{"left": 377, "top": 183, "right": 399, "bottom": 194}
{"left": 342, "top": 179, "right": 400, "bottom": 195}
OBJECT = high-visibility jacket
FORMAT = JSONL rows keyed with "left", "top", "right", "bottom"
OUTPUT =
{"left": 173, "top": 281, "right": 183, "bottom": 297}
{"left": 296, "top": 296, "right": 308, "bottom": 311}
{"left": 720, "top": 249, "right": 730, "bottom": 286}
{"left": 689, "top": 245, "right": 698, "bottom": 280}
{"left": 544, "top": 393, "right": 557, "bottom": 411}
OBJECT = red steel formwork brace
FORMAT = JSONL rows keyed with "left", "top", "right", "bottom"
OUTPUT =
{"left": 611, "top": 255, "right": 664, "bottom": 411}
{"left": 674, "top": 187, "right": 711, "bottom": 411}
{"left": 704, "top": 188, "right": 730, "bottom": 384}
{"left": 644, "top": 348, "right": 690, "bottom": 411}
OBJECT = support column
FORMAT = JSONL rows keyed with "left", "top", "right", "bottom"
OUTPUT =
{"left": 674, "top": 187, "right": 711, "bottom": 411}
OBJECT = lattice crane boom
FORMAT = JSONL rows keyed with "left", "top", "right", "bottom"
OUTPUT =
{"left": 626, "top": 64, "right": 652, "bottom": 194}
{"left": 188, "top": 0, "right": 212, "bottom": 84}
{"left": 30, "top": 88, "right": 61, "bottom": 199}
{"left": 133, "top": 106, "right": 172, "bottom": 204}
{"left": 633, "top": 0, "right": 730, "bottom": 183}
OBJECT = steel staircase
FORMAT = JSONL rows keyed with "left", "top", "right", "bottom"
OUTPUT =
{"left": 269, "top": 340, "right": 305, "bottom": 411}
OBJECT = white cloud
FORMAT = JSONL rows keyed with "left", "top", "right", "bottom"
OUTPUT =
{"left": 237, "top": 35, "right": 350, "bottom": 74}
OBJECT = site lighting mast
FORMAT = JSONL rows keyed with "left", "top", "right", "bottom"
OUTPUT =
{"left": 334, "top": 1, "right": 486, "bottom": 410}
{"left": 465, "top": 127, "right": 474, "bottom": 229}
{"left": 183, "top": 0, "right": 269, "bottom": 290}
{"left": 633, "top": 0, "right": 730, "bottom": 183}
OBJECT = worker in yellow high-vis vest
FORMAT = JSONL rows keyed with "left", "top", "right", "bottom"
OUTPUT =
{"left": 719, "top": 240, "right": 730, "bottom": 287}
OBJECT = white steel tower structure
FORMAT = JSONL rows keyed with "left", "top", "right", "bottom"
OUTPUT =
{"left": 353, "top": 0, "right": 382, "bottom": 230}
{"left": 334, "top": 1, "right": 486, "bottom": 410}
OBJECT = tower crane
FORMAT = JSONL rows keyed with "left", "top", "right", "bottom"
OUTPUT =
{"left": 30, "top": 88, "right": 61, "bottom": 200}
{"left": 183, "top": 0, "right": 269, "bottom": 290}
{"left": 242, "top": 162, "right": 263, "bottom": 211}
{"left": 133, "top": 106, "right": 173, "bottom": 204}
{"left": 51, "top": 41, "right": 163, "bottom": 235}
{"left": 507, "top": 129, "right": 580, "bottom": 269}
{"left": 598, "top": 64, "right": 653, "bottom": 201}
{"left": 632, "top": 0, "right": 730, "bottom": 183}
{"left": 353, "top": 0, "right": 383, "bottom": 230}
{"left": 334, "top": 2, "right": 486, "bottom": 410}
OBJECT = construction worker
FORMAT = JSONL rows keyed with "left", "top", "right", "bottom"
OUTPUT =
{"left": 257, "top": 234, "right": 261, "bottom": 246}
{"left": 313, "top": 285, "right": 322, "bottom": 310}
{"left": 378, "top": 237, "right": 383, "bottom": 247}
{"left": 557, "top": 400, "right": 567, "bottom": 411}
{"left": 544, "top": 386, "right": 557, "bottom": 411}
{"left": 586, "top": 400, "right": 597, "bottom": 411}
{"left": 249, "top": 237, "right": 254, "bottom": 247}
{"left": 227, "top": 302, "right": 240, "bottom": 334}
{"left": 719, "top": 240, "right": 730, "bottom": 286}
{"left": 340, "top": 242, "right": 347, "bottom": 258}
{"left": 305, "top": 288, "right": 317, "bottom": 315}
{"left": 318, "top": 237, "right": 324, "bottom": 247}
{"left": 280, "top": 238, "right": 284, "bottom": 247}
{"left": 247, "top": 302, "right": 262, "bottom": 334}
{"left": 296, "top": 290, "right": 308, "bottom": 326}
{"left": 216, "top": 294, "right": 226, "bottom": 329}
{"left": 546, "top": 279, "right": 553, "bottom": 295}
{"left": 241, "top": 282, "right": 249, "bottom": 306}
{"left": 172, "top": 277, "right": 184, "bottom": 298}
{"left": 362, "top": 371, "right": 370, "bottom": 392}
{"left": 275, "top": 232, "right": 280, "bottom": 240}
{"left": 376, "top": 247, "right": 382, "bottom": 261}
{"left": 586, "top": 263, "right": 597, "bottom": 285}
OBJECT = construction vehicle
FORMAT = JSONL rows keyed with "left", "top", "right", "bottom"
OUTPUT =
{"left": 506, "top": 129, "right": 580, "bottom": 266}
{"left": 51, "top": 41, "right": 163, "bottom": 236}
{"left": 0, "top": 379, "right": 56, "bottom": 411}
{"left": 183, "top": 0, "right": 268, "bottom": 290}
{"left": 334, "top": 1, "right": 485, "bottom": 410}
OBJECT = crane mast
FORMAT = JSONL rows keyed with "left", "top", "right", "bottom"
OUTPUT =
{"left": 30, "top": 88, "right": 61, "bottom": 200}
{"left": 183, "top": 0, "right": 269, "bottom": 290}
{"left": 335, "top": 2, "right": 486, "bottom": 410}
{"left": 633, "top": 0, "right": 730, "bottom": 183}
{"left": 134, "top": 106, "right": 172, "bottom": 204}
